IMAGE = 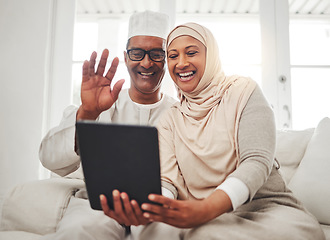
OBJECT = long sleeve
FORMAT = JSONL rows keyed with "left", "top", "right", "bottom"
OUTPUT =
{"left": 229, "top": 85, "right": 276, "bottom": 201}
{"left": 158, "top": 109, "right": 187, "bottom": 200}
{"left": 39, "top": 90, "right": 176, "bottom": 178}
{"left": 39, "top": 105, "right": 81, "bottom": 177}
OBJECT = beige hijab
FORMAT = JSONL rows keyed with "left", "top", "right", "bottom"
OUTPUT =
{"left": 158, "top": 23, "right": 256, "bottom": 200}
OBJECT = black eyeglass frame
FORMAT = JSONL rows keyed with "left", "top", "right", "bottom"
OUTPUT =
{"left": 126, "top": 48, "right": 165, "bottom": 62}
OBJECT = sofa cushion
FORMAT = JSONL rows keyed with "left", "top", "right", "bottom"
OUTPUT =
{"left": 275, "top": 128, "right": 314, "bottom": 183}
{"left": 0, "top": 178, "right": 85, "bottom": 235}
{"left": 0, "top": 231, "right": 41, "bottom": 240}
{"left": 288, "top": 117, "right": 330, "bottom": 225}
{"left": 321, "top": 224, "right": 330, "bottom": 240}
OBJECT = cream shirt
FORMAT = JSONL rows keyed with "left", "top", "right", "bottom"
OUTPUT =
{"left": 39, "top": 89, "right": 176, "bottom": 179}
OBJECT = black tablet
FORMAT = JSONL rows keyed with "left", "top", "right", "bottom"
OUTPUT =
{"left": 76, "top": 121, "right": 161, "bottom": 210}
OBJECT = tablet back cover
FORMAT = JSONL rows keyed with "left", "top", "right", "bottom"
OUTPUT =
{"left": 76, "top": 121, "right": 161, "bottom": 210}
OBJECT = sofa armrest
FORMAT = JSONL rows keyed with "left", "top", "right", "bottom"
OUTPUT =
{"left": 0, "top": 178, "right": 85, "bottom": 235}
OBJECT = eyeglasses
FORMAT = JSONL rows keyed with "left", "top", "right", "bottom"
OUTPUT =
{"left": 127, "top": 48, "right": 165, "bottom": 62}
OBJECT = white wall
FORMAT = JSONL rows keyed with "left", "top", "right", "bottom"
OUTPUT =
{"left": 0, "top": 0, "right": 75, "bottom": 206}
{"left": 260, "top": 0, "right": 292, "bottom": 129}
{"left": 45, "top": 0, "right": 76, "bottom": 131}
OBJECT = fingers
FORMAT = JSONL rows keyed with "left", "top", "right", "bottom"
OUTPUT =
{"left": 112, "top": 190, "right": 128, "bottom": 222}
{"left": 142, "top": 205, "right": 178, "bottom": 227}
{"left": 142, "top": 203, "right": 174, "bottom": 219}
{"left": 82, "top": 60, "right": 90, "bottom": 83}
{"left": 89, "top": 51, "right": 97, "bottom": 76}
{"left": 141, "top": 195, "right": 180, "bottom": 221}
{"left": 100, "top": 191, "right": 152, "bottom": 227}
{"left": 142, "top": 199, "right": 185, "bottom": 228}
{"left": 100, "top": 192, "right": 130, "bottom": 226}
{"left": 131, "top": 200, "right": 152, "bottom": 225}
{"left": 113, "top": 190, "right": 140, "bottom": 226}
{"left": 100, "top": 194, "right": 110, "bottom": 212}
{"left": 84, "top": 49, "right": 120, "bottom": 83}
{"left": 121, "top": 193, "right": 139, "bottom": 226}
{"left": 149, "top": 194, "right": 178, "bottom": 209}
{"left": 100, "top": 194, "right": 118, "bottom": 220}
{"left": 96, "top": 49, "right": 109, "bottom": 76}
{"left": 105, "top": 57, "right": 119, "bottom": 81}
{"left": 110, "top": 79, "right": 125, "bottom": 102}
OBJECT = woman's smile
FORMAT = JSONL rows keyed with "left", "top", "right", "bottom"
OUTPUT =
{"left": 177, "top": 71, "right": 196, "bottom": 82}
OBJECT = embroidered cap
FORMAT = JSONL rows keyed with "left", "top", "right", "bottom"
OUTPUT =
{"left": 128, "top": 10, "right": 170, "bottom": 40}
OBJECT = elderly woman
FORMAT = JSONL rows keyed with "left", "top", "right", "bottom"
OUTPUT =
{"left": 139, "top": 22, "right": 325, "bottom": 239}
{"left": 101, "top": 22, "right": 325, "bottom": 240}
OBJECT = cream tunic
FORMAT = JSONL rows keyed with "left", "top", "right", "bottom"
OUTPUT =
{"left": 39, "top": 89, "right": 176, "bottom": 179}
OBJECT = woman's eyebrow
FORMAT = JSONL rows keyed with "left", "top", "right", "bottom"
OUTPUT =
{"left": 167, "top": 49, "right": 177, "bottom": 53}
{"left": 185, "top": 45, "right": 198, "bottom": 49}
{"left": 168, "top": 45, "right": 199, "bottom": 52}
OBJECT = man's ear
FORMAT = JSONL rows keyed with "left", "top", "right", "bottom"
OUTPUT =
{"left": 124, "top": 51, "right": 128, "bottom": 66}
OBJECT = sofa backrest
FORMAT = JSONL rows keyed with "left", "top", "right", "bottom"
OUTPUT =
{"left": 275, "top": 128, "right": 314, "bottom": 184}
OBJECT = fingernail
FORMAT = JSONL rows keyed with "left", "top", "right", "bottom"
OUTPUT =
{"left": 149, "top": 194, "right": 155, "bottom": 200}
{"left": 141, "top": 204, "right": 148, "bottom": 210}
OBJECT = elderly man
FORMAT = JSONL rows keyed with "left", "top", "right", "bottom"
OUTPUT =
{"left": 39, "top": 11, "right": 177, "bottom": 240}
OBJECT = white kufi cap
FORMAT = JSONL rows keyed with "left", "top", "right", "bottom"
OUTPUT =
{"left": 128, "top": 10, "right": 170, "bottom": 40}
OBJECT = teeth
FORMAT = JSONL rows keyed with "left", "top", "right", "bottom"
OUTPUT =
{"left": 140, "top": 72, "right": 153, "bottom": 76}
{"left": 179, "top": 71, "right": 193, "bottom": 77}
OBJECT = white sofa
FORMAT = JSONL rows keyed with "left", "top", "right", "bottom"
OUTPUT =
{"left": 1, "top": 117, "right": 329, "bottom": 239}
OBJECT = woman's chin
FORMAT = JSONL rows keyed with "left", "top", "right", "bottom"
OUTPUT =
{"left": 177, "top": 79, "right": 198, "bottom": 93}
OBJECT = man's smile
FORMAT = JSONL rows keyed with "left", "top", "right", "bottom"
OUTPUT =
{"left": 138, "top": 71, "right": 156, "bottom": 79}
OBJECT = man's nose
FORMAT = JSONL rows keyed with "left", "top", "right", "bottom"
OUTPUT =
{"left": 140, "top": 53, "right": 153, "bottom": 69}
